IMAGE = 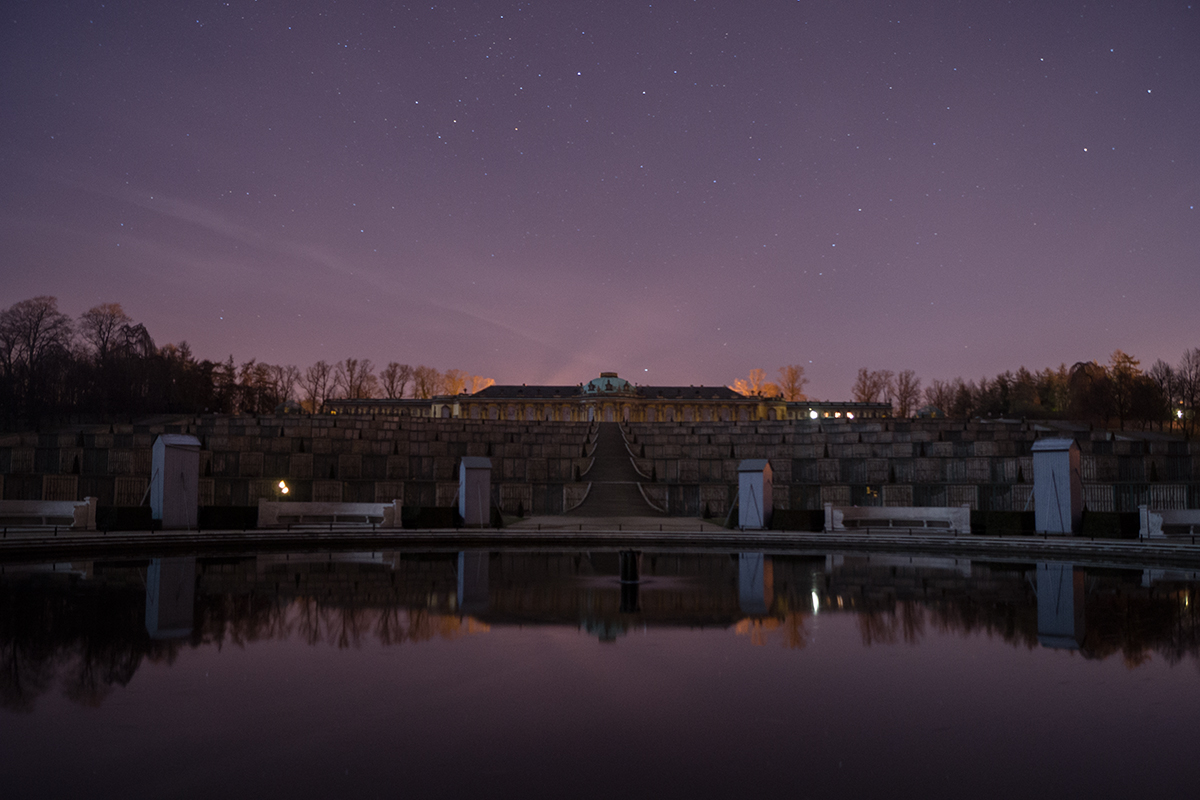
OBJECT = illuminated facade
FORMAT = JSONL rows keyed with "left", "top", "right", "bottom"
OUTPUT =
{"left": 325, "top": 372, "right": 891, "bottom": 422}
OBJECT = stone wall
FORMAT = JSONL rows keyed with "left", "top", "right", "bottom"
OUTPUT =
{"left": 2, "top": 416, "right": 1197, "bottom": 516}
{"left": 624, "top": 419, "right": 1199, "bottom": 515}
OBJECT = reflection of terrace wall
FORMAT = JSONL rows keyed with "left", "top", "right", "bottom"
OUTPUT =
{"left": 199, "top": 553, "right": 461, "bottom": 609}
{"left": 471, "top": 551, "right": 746, "bottom": 626}
{"left": 2, "top": 417, "right": 1197, "bottom": 515}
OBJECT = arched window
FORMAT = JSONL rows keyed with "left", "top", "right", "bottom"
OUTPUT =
{"left": 604, "top": 406, "right": 614, "bottom": 422}
{"left": 647, "top": 407, "right": 657, "bottom": 423}
{"left": 470, "top": 405, "right": 481, "bottom": 419}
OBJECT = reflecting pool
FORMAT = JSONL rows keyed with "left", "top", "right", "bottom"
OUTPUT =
{"left": 3, "top": 549, "right": 1200, "bottom": 798}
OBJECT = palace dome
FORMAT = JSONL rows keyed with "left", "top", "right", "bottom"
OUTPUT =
{"left": 583, "top": 372, "right": 635, "bottom": 395}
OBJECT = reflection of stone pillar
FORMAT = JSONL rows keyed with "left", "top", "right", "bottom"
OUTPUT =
{"left": 457, "top": 551, "right": 490, "bottom": 614}
{"left": 1032, "top": 439, "right": 1082, "bottom": 534}
{"left": 738, "top": 459, "right": 773, "bottom": 529}
{"left": 1036, "top": 562, "right": 1085, "bottom": 649}
{"left": 151, "top": 434, "right": 201, "bottom": 529}
{"left": 457, "top": 457, "right": 492, "bottom": 526}
{"left": 619, "top": 550, "right": 640, "bottom": 613}
{"left": 146, "top": 557, "right": 196, "bottom": 639}
{"left": 738, "top": 553, "right": 774, "bottom": 615}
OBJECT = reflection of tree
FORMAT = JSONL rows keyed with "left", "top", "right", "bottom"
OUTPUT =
{"left": 734, "top": 612, "right": 810, "bottom": 648}
{"left": 858, "top": 609, "right": 900, "bottom": 646}
{"left": 194, "top": 593, "right": 292, "bottom": 652}
{"left": 782, "top": 612, "right": 809, "bottom": 649}
{"left": 374, "top": 607, "right": 406, "bottom": 646}
{"left": 9, "top": 556, "right": 1200, "bottom": 712}
{"left": 333, "top": 607, "right": 371, "bottom": 649}
{"left": 0, "top": 575, "right": 175, "bottom": 713}
{"left": 62, "top": 635, "right": 146, "bottom": 708}
{"left": 0, "top": 639, "right": 57, "bottom": 713}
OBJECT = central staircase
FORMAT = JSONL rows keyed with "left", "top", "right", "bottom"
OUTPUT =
{"left": 567, "top": 423, "right": 663, "bottom": 517}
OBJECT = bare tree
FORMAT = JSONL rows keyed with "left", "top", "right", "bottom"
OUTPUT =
{"left": 440, "top": 368, "right": 468, "bottom": 395}
{"left": 777, "top": 365, "right": 808, "bottom": 401}
{"left": 731, "top": 368, "right": 779, "bottom": 397}
{"left": 1177, "top": 347, "right": 1200, "bottom": 436}
{"left": 0, "top": 296, "right": 74, "bottom": 377}
{"left": 412, "top": 365, "right": 441, "bottom": 398}
{"left": 852, "top": 368, "right": 895, "bottom": 404}
{"left": 747, "top": 368, "right": 768, "bottom": 395}
{"left": 0, "top": 296, "right": 75, "bottom": 420}
{"left": 78, "top": 303, "right": 132, "bottom": 363}
{"left": 923, "top": 379, "right": 955, "bottom": 415}
{"left": 894, "top": 370, "right": 921, "bottom": 417}
{"left": 301, "top": 360, "right": 333, "bottom": 412}
{"left": 273, "top": 364, "right": 301, "bottom": 405}
{"left": 334, "top": 358, "right": 377, "bottom": 399}
{"left": 379, "top": 362, "right": 413, "bottom": 399}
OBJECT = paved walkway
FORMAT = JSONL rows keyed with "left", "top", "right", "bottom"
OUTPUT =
{"left": 567, "top": 423, "right": 663, "bottom": 517}
{"left": 6, "top": 527, "right": 1200, "bottom": 572}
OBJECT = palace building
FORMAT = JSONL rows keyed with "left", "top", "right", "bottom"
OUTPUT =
{"left": 325, "top": 372, "right": 891, "bottom": 422}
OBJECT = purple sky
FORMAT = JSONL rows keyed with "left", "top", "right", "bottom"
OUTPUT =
{"left": 3, "top": 1, "right": 1198, "bottom": 399}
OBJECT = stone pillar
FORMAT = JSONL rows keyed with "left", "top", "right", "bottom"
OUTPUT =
{"left": 458, "top": 456, "right": 492, "bottom": 526}
{"left": 1036, "top": 562, "right": 1085, "bottom": 649}
{"left": 150, "top": 434, "right": 201, "bottom": 530}
{"left": 457, "top": 551, "right": 490, "bottom": 614}
{"left": 1139, "top": 505, "right": 1165, "bottom": 539}
{"left": 1031, "top": 438, "right": 1082, "bottom": 534}
{"left": 738, "top": 552, "right": 774, "bottom": 615}
{"left": 738, "top": 459, "right": 773, "bottom": 529}
{"left": 145, "top": 557, "right": 196, "bottom": 639}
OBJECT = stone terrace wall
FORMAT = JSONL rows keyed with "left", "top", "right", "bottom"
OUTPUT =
{"left": 2, "top": 416, "right": 1197, "bottom": 518}
{"left": 0, "top": 415, "right": 594, "bottom": 517}
{"left": 625, "top": 419, "right": 1199, "bottom": 517}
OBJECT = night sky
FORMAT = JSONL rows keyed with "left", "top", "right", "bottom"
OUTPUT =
{"left": 3, "top": 1, "right": 1198, "bottom": 399}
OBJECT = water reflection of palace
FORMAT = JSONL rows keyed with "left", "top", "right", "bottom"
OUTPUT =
{"left": 3, "top": 549, "right": 1200, "bottom": 710}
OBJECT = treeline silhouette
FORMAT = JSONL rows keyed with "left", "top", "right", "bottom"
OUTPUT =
{"left": 5, "top": 564, "right": 1199, "bottom": 711}
{"left": 3, "top": 295, "right": 1196, "bottom": 434}
{"left": 0, "top": 296, "right": 491, "bottom": 430}
{"left": 849, "top": 349, "right": 1199, "bottom": 434}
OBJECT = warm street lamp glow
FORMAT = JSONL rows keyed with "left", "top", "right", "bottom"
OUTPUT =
{"left": 809, "top": 410, "right": 819, "bottom": 419}
{"left": 278, "top": 480, "right": 289, "bottom": 495}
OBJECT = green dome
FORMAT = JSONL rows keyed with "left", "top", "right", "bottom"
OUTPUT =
{"left": 583, "top": 372, "right": 634, "bottom": 395}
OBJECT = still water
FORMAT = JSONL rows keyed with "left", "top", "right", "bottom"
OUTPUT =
{"left": 2, "top": 548, "right": 1199, "bottom": 799}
